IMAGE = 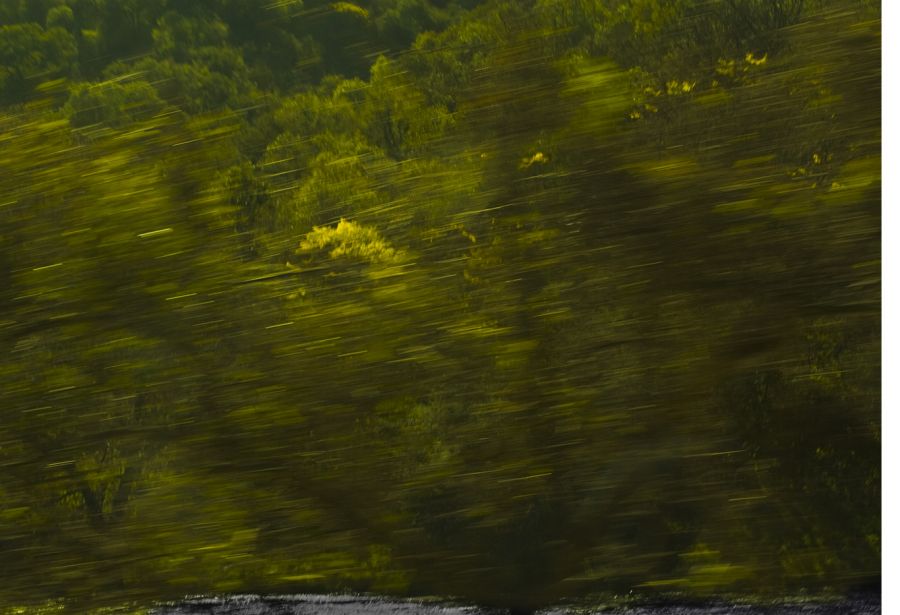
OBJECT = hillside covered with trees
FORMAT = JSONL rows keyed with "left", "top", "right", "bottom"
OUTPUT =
{"left": 0, "top": 0, "right": 880, "bottom": 612}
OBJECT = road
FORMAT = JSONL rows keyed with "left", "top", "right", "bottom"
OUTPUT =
{"left": 150, "top": 594, "right": 880, "bottom": 615}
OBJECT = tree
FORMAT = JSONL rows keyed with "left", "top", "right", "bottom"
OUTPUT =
{"left": 0, "top": 105, "right": 260, "bottom": 607}
{"left": 0, "top": 0, "right": 880, "bottom": 611}
{"left": 63, "top": 78, "right": 165, "bottom": 127}
{"left": 0, "top": 22, "right": 77, "bottom": 104}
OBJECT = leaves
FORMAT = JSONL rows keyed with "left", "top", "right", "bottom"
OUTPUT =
{"left": 298, "top": 219, "right": 403, "bottom": 265}
{"left": 0, "top": 0, "right": 880, "bottom": 611}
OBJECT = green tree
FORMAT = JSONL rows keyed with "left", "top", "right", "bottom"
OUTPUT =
{"left": 0, "top": 106, "right": 259, "bottom": 607}
{"left": 0, "top": 0, "right": 880, "bottom": 612}
{"left": 0, "top": 22, "right": 77, "bottom": 103}
{"left": 63, "top": 78, "right": 166, "bottom": 127}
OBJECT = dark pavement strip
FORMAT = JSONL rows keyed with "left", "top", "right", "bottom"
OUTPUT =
{"left": 149, "top": 594, "right": 880, "bottom": 615}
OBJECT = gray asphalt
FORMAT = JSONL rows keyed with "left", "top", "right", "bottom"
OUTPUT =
{"left": 150, "top": 594, "right": 880, "bottom": 615}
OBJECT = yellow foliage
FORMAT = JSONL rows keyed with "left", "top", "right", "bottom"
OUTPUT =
{"left": 715, "top": 58, "right": 736, "bottom": 77}
{"left": 330, "top": 2, "right": 369, "bottom": 19}
{"left": 745, "top": 52, "right": 768, "bottom": 66}
{"left": 520, "top": 151, "right": 549, "bottom": 168}
{"left": 298, "top": 219, "right": 401, "bottom": 264}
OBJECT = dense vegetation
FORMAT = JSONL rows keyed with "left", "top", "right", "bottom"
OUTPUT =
{"left": 0, "top": 0, "right": 880, "bottom": 612}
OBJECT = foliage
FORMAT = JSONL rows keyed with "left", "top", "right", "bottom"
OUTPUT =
{"left": 0, "top": 0, "right": 880, "bottom": 613}
{"left": 0, "top": 22, "right": 77, "bottom": 103}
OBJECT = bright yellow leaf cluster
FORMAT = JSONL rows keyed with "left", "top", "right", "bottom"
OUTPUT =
{"left": 298, "top": 218, "right": 401, "bottom": 264}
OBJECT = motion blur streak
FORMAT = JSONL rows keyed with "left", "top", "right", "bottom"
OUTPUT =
{"left": 0, "top": 0, "right": 879, "bottom": 613}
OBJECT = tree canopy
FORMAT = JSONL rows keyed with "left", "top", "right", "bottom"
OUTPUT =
{"left": 0, "top": 0, "right": 880, "bottom": 613}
